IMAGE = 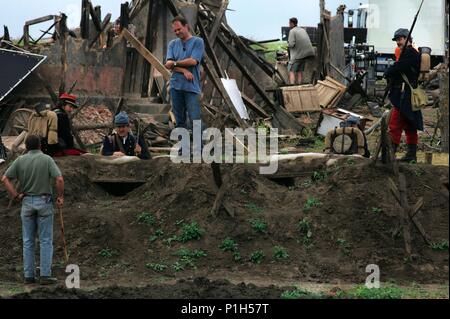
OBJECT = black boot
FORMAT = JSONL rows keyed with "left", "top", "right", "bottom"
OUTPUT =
{"left": 400, "top": 144, "right": 417, "bottom": 163}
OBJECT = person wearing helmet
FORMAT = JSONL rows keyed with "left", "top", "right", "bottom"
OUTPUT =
{"left": 101, "top": 112, "right": 150, "bottom": 160}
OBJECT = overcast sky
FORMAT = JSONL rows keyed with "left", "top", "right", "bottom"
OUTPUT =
{"left": 1, "top": 0, "right": 367, "bottom": 40}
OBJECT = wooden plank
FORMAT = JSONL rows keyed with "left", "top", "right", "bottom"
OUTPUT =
{"left": 282, "top": 86, "right": 321, "bottom": 113}
{"left": 25, "top": 15, "right": 55, "bottom": 26}
{"left": 241, "top": 93, "right": 270, "bottom": 118}
{"left": 315, "top": 81, "right": 340, "bottom": 108}
{"left": 208, "top": 0, "right": 229, "bottom": 45}
{"left": 122, "top": 28, "right": 171, "bottom": 82}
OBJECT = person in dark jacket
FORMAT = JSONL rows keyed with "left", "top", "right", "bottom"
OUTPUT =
{"left": 384, "top": 28, "right": 423, "bottom": 162}
{"left": 101, "top": 112, "right": 150, "bottom": 160}
{"left": 55, "top": 93, "right": 77, "bottom": 151}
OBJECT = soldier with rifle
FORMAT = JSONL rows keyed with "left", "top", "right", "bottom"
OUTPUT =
{"left": 384, "top": 0, "right": 425, "bottom": 163}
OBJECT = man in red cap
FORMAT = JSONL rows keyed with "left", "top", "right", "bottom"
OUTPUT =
{"left": 54, "top": 93, "right": 81, "bottom": 156}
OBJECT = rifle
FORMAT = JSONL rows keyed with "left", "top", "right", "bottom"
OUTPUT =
{"left": 381, "top": 0, "right": 426, "bottom": 106}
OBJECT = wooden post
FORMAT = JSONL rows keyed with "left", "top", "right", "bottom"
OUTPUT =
{"left": 23, "top": 25, "right": 30, "bottom": 48}
{"left": 440, "top": 73, "right": 449, "bottom": 152}
{"left": 59, "top": 14, "right": 68, "bottom": 95}
{"left": 80, "top": 0, "right": 90, "bottom": 39}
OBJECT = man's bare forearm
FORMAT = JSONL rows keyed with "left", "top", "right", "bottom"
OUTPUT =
{"left": 176, "top": 58, "right": 198, "bottom": 67}
{"left": 1, "top": 176, "right": 18, "bottom": 198}
{"left": 173, "top": 66, "right": 188, "bottom": 74}
{"left": 56, "top": 177, "right": 64, "bottom": 197}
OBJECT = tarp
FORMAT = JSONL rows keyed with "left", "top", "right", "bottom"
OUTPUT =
{"left": 0, "top": 48, "right": 46, "bottom": 102}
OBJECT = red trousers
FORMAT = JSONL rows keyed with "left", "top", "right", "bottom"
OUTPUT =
{"left": 389, "top": 107, "right": 419, "bottom": 145}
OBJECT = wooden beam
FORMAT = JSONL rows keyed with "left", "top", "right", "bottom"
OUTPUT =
{"left": 208, "top": 0, "right": 229, "bottom": 45}
{"left": 25, "top": 15, "right": 55, "bottom": 26}
{"left": 398, "top": 174, "right": 412, "bottom": 256}
{"left": 33, "top": 21, "right": 57, "bottom": 45}
{"left": 89, "top": 13, "right": 112, "bottom": 49}
{"left": 89, "top": 2, "right": 102, "bottom": 31}
{"left": 216, "top": 34, "right": 304, "bottom": 132}
{"left": 23, "top": 25, "right": 30, "bottom": 48}
{"left": 121, "top": 28, "right": 171, "bottom": 81}
{"left": 197, "top": 18, "right": 225, "bottom": 78}
{"left": 216, "top": 34, "right": 274, "bottom": 107}
{"left": 80, "top": 0, "right": 90, "bottom": 39}
{"left": 241, "top": 93, "right": 270, "bottom": 118}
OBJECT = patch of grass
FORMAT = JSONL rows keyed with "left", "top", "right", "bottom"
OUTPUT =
{"left": 281, "top": 287, "right": 323, "bottom": 299}
{"left": 273, "top": 246, "right": 289, "bottom": 260}
{"left": 249, "top": 219, "right": 269, "bottom": 234}
{"left": 178, "top": 221, "right": 204, "bottom": 243}
{"left": 233, "top": 251, "right": 242, "bottom": 263}
{"left": 245, "top": 202, "right": 264, "bottom": 214}
{"left": 311, "top": 170, "right": 328, "bottom": 182}
{"left": 371, "top": 207, "right": 382, "bottom": 214}
{"left": 137, "top": 212, "right": 156, "bottom": 226}
{"left": 250, "top": 250, "right": 265, "bottom": 264}
{"left": 346, "top": 157, "right": 356, "bottom": 166}
{"left": 174, "top": 248, "right": 207, "bottom": 259}
{"left": 142, "top": 191, "right": 154, "bottom": 199}
{"left": 162, "top": 236, "right": 179, "bottom": 247}
{"left": 337, "top": 285, "right": 404, "bottom": 299}
{"left": 98, "top": 248, "right": 119, "bottom": 258}
{"left": 149, "top": 229, "right": 164, "bottom": 243}
{"left": 337, "top": 238, "right": 351, "bottom": 256}
{"left": 315, "top": 137, "right": 325, "bottom": 149}
{"left": 219, "top": 238, "right": 238, "bottom": 252}
{"left": 297, "top": 218, "right": 313, "bottom": 245}
{"left": 303, "top": 197, "right": 322, "bottom": 213}
{"left": 172, "top": 261, "right": 185, "bottom": 272}
{"left": 414, "top": 168, "right": 425, "bottom": 177}
{"left": 146, "top": 263, "right": 167, "bottom": 272}
{"left": 172, "top": 256, "right": 197, "bottom": 272}
{"left": 430, "top": 240, "right": 449, "bottom": 251}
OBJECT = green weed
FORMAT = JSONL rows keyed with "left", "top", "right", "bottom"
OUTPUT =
{"left": 146, "top": 263, "right": 167, "bottom": 272}
{"left": 250, "top": 250, "right": 265, "bottom": 264}
{"left": 98, "top": 248, "right": 119, "bottom": 258}
{"left": 137, "top": 212, "right": 156, "bottom": 225}
{"left": 250, "top": 219, "right": 268, "bottom": 234}
{"left": 273, "top": 246, "right": 289, "bottom": 260}
{"left": 219, "top": 238, "right": 238, "bottom": 252}
{"left": 430, "top": 240, "right": 449, "bottom": 251}
{"left": 303, "top": 197, "right": 322, "bottom": 213}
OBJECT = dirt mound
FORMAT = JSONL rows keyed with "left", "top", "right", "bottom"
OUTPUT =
{"left": 0, "top": 156, "right": 448, "bottom": 290}
{"left": 8, "top": 277, "right": 288, "bottom": 299}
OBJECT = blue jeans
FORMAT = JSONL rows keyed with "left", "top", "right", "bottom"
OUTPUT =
{"left": 170, "top": 88, "right": 201, "bottom": 130}
{"left": 21, "top": 196, "right": 54, "bottom": 278}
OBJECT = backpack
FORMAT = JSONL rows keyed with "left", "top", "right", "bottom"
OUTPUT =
{"left": 325, "top": 127, "right": 366, "bottom": 156}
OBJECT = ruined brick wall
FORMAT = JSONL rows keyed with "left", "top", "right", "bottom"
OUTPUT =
{"left": 14, "top": 37, "right": 127, "bottom": 99}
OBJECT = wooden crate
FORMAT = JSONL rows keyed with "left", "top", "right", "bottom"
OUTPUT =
{"left": 314, "top": 77, "right": 347, "bottom": 108}
{"left": 315, "top": 81, "right": 340, "bottom": 108}
{"left": 281, "top": 85, "right": 321, "bottom": 113}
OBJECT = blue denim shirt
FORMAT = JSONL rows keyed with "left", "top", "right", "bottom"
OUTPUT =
{"left": 166, "top": 36, "right": 204, "bottom": 94}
